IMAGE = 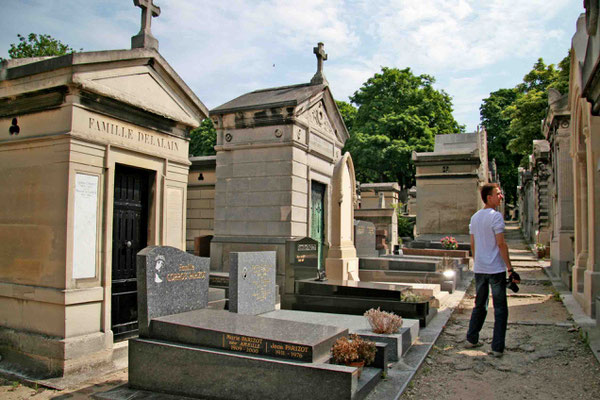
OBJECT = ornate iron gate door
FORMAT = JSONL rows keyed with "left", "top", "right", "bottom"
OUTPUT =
{"left": 310, "top": 181, "right": 326, "bottom": 271}
{"left": 111, "top": 165, "right": 149, "bottom": 341}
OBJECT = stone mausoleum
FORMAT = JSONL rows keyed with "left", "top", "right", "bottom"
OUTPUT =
{"left": 0, "top": 2, "right": 207, "bottom": 377}
{"left": 208, "top": 43, "right": 355, "bottom": 291}
{"left": 412, "top": 127, "right": 490, "bottom": 245}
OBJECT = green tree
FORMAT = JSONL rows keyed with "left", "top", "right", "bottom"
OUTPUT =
{"left": 480, "top": 88, "right": 520, "bottom": 204}
{"left": 335, "top": 100, "right": 357, "bottom": 132}
{"left": 2, "top": 33, "right": 79, "bottom": 61}
{"left": 189, "top": 118, "right": 217, "bottom": 156}
{"left": 344, "top": 67, "right": 463, "bottom": 189}
{"left": 505, "top": 55, "right": 570, "bottom": 160}
{"left": 479, "top": 52, "right": 570, "bottom": 204}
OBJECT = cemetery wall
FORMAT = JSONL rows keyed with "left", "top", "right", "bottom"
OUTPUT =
{"left": 187, "top": 157, "right": 216, "bottom": 252}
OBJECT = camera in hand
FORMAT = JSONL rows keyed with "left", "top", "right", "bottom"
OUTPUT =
{"left": 506, "top": 271, "right": 520, "bottom": 293}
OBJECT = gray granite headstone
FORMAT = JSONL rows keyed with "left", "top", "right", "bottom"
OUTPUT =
{"left": 229, "top": 251, "right": 276, "bottom": 315}
{"left": 137, "top": 246, "right": 210, "bottom": 337}
{"left": 354, "top": 220, "right": 378, "bottom": 258}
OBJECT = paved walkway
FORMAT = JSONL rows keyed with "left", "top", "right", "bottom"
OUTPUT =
{"left": 400, "top": 222, "right": 600, "bottom": 400}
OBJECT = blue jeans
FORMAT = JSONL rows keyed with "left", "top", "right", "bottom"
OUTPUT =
{"left": 466, "top": 272, "right": 508, "bottom": 352}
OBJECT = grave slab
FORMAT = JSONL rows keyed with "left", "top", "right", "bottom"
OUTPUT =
{"left": 295, "top": 279, "right": 410, "bottom": 299}
{"left": 149, "top": 308, "right": 347, "bottom": 362}
{"left": 129, "top": 338, "right": 362, "bottom": 400}
{"left": 261, "top": 309, "right": 419, "bottom": 362}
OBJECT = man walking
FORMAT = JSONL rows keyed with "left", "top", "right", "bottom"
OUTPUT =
{"left": 466, "top": 183, "right": 518, "bottom": 357}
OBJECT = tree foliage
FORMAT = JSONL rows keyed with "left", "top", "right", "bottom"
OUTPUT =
{"left": 480, "top": 89, "right": 520, "bottom": 204}
{"left": 2, "top": 33, "right": 79, "bottom": 61}
{"left": 343, "top": 67, "right": 463, "bottom": 189}
{"left": 480, "top": 52, "right": 570, "bottom": 204}
{"left": 335, "top": 100, "right": 357, "bottom": 132}
{"left": 189, "top": 118, "right": 217, "bottom": 156}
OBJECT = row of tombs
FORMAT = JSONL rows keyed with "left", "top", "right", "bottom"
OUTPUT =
{"left": 0, "top": 7, "right": 479, "bottom": 399}
{"left": 516, "top": 8, "right": 600, "bottom": 322}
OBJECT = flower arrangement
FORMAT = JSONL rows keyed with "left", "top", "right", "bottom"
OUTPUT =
{"left": 441, "top": 236, "right": 458, "bottom": 250}
{"left": 535, "top": 243, "right": 546, "bottom": 258}
{"left": 330, "top": 334, "right": 376, "bottom": 366}
{"left": 364, "top": 307, "right": 403, "bottom": 334}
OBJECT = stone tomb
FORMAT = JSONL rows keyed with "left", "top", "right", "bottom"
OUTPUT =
{"left": 0, "top": 30, "right": 208, "bottom": 376}
{"left": 229, "top": 251, "right": 277, "bottom": 315}
{"left": 411, "top": 127, "right": 489, "bottom": 245}
{"left": 129, "top": 248, "right": 385, "bottom": 399}
{"left": 291, "top": 279, "right": 436, "bottom": 327}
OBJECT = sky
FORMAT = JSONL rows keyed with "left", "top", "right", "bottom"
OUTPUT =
{"left": 0, "top": 0, "right": 584, "bottom": 131}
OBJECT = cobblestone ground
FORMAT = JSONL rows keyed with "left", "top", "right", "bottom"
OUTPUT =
{"left": 401, "top": 222, "right": 600, "bottom": 400}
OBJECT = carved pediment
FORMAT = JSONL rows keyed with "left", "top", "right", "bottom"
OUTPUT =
{"left": 297, "top": 100, "right": 344, "bottom": 144}
{"left": 74, "top": 67, "right": 197, "bottom": 126}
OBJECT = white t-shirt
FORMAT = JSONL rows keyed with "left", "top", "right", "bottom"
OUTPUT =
{"left": 469, "top": 208, "right": 506, "bottom": 274}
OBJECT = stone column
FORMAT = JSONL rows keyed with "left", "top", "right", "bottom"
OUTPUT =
{"left": 584, "top": 120, "right": 600, "bottom": 317}
{"left": 555, "top": 132, "right": 575, "bottom": 287}
{"left": 573, "top": 149, "right": 588, "bottom": 293}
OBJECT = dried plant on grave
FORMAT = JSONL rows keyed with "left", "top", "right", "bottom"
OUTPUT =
{"left": 330, "top": 334, "right": 376, "bottom": 366}
{"left": 364, "top": 307, "right": 403, "bottom": 334}
{"left": 402, "top": 291, "right": 428, "bottom": 303}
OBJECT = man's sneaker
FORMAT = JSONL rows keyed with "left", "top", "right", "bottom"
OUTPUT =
{"left": 488, "top": 350, "right": 504, "bottom": 358}
{"left": 465, "top": 341, "right": 483, "bottom": 349}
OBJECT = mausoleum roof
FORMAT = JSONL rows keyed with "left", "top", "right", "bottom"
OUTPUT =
{"left": 0, "top": 49, "right": 209, "bottom": 126}
{"left": 211, "top": 83, "right": 326, "bottom": 114}
{"left": 360, "top": 182, "right": 400, "bottom": 193}
{"left": 433, "top": 132, "right": 478, "bottom": 153}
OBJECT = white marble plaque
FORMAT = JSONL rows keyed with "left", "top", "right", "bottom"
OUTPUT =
{"left": 73, "top": 174, "right": 99, "bottom": 279}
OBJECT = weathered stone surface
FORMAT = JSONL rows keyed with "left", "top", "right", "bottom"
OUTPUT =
{"left": 354, "top": 220, "right": 378, "bottom": 258}
{"left": 229, "top": 251, "right": 276, "bottom": 315}
{"left": 137, "top": 246, "right": 210, "bottom": 337}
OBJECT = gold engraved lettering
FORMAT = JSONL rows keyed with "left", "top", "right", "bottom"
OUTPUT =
{"left": 166, "top": 270, "right": 206, "bottom": 282}
{"left": 179, "top": 265, "right": 195, "bottom": 272}
{"left": 284, "top": 344, "right": 309, "bottom": 353}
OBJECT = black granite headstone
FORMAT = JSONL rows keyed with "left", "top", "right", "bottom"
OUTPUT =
{"left": 354, "top": 220, "right": 378, "bottom": 258}
{"left": 288, "top": 237, "right": 319, "bottom": 269}
{"left": 229, "top": 251, "right": 276, "bottom": 315}
{"left": 137, "top": 246, "right": 210, "bottom": 337}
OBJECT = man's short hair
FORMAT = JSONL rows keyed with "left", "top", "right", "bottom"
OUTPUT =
{"left": 481, "top": 183, "right": 498, "bottom": 204}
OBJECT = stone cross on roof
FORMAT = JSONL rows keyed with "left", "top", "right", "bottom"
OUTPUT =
{"left": 131, "top": 0, "right": 161, "bottom": 51}
{"left": 310, "top": 42, "right": 329, "bottom": 86}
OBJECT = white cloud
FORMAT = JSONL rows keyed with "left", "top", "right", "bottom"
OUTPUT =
{"left": 363, "top": 0, "right": 574, "bottom": 72}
